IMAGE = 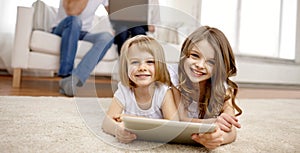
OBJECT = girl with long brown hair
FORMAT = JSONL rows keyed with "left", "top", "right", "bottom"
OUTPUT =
{"left": 169, "top": 26, "right": 242, "bottom": 149}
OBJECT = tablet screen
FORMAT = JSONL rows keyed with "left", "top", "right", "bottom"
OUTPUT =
{"left": 122, "top": 116, "right": 216, "bottom": 144}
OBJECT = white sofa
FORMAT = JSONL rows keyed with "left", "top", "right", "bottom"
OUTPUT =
{"left": 11, "top": 5, "right": 120, "bottom": 87}
{"left": 11, "top": 4, "right": 182, "bottom": 88}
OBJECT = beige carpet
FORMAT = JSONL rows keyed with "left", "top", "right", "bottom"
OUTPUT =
{"left": 0, "top": 96, "right": 299, "bottom": 153}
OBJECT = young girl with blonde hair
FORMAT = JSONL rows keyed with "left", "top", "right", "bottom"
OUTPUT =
{"left": 169, "top": 26, "right": 243, "bottom": 149}
{"left": 102, "top": 35, "right": 179, "bottom": 143}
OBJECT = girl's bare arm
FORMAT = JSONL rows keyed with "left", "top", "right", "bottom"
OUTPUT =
{"left": 102, "top": 97, "right": 136, "bottom": 143}
{"left": 102, "top": 97, "right": 123, "bottom": 136}
{"left": 161, "top": 89, "right": 179, "bottom": 120}
{"left": 217, "top": 97, "right": 241, "bottom": 145}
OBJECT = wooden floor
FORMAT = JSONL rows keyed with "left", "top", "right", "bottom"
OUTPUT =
{"left": 0, "top": 75, "right": 117, "bottom": 97}
{"left": 1, "top": 74, "right": 300, "bottom": 99}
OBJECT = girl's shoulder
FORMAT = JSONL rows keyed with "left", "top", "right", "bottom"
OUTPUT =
{"left": 117, "top": 82, "right": 130, "bottom": 91}
{"left": 114, "top": 82, "right": 132, "bottom": 98}
{"left": 155, "top": 81, "right": 170, "bottom": 89}
{"left": 154, "top": 82, "right": 172, "bottom": 97}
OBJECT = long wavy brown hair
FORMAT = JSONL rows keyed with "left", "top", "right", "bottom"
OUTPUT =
{"left": 178, "top": 26, "right": 242, "bottom": 119}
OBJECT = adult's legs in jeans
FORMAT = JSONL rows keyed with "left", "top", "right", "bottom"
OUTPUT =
{"left": 51, "top": 16, "right": 86, "bottom": 77}
{"left": 72, "top": 32, "right": 114, "bottom": 86}
{"left": 59, "top": 32, "right": 114, "bottom": 96}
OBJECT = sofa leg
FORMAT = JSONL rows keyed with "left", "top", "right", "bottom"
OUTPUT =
{"left": 12, "top": 68, "right": 22, "bottom": 88}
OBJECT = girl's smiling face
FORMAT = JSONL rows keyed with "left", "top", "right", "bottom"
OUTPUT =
{"left": 183, "top": 40, "right": 216, "bottom": 83}
{"left": 127, "top": 45, "right": 156, "bottom": 87}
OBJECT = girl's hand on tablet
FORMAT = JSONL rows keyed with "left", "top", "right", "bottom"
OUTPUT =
{"left": 115, "top": 123, "right": 137, "bottom": 143}
{"left": 216, "top": 113, "right": 241, "bottom": 132}
{"left": 191, "top": 126, "right": 224, "bottom": 149}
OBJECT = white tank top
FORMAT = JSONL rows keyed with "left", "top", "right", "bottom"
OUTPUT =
{"left": 114, "top": 82, "right": 170, "bottom": 119}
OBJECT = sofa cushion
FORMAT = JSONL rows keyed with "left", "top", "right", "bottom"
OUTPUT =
{"left": 30, "top": 30, "right": 118, "bottom": 61}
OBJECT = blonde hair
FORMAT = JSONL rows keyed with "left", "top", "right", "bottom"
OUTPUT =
{"left": 178, "top": 26, "right": 242, "bottom": 118}
{"left": 119, "top": 35, "right": 171, "bottom": 88}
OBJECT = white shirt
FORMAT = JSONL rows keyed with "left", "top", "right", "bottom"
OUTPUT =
{"left": 114, "top": 82, "right": 170, "bottom": 119}
{"left": 53, "top": 0, "right": 108, "bottom": 31}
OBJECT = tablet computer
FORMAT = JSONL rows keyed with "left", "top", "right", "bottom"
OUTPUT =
{"left": 122, "top": 116, "right": 217, "bottom": 144}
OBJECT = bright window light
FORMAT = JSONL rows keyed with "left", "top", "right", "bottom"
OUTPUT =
{"left": 201, "top": 0, "right": 297, "bottom": 60}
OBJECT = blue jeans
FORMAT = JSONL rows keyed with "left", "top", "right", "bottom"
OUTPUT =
{"left": 52, "top": 16, "right": 114, "bottom": 85}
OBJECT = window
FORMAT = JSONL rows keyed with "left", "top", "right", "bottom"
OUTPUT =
{"left": 200, "top": 0, "right": 297, "bottom": 60}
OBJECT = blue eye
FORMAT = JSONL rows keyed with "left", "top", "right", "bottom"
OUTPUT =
{"left": 130, "top": 61, "right": 139, "bottom": 65}
{"left": 206, "top": 59, "right": 215, "bottom": 65}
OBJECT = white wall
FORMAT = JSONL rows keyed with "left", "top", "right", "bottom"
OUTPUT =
{"left": 235, "top": 58, "right": 300, "bottom": 85}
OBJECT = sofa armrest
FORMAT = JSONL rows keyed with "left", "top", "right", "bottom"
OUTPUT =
{"left": 11, "top": 6, "right": 34, "bottom": 68}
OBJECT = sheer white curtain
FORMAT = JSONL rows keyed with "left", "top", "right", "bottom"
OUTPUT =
{"left": 0, "top": 1, "right": 17, "bottom": 73}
